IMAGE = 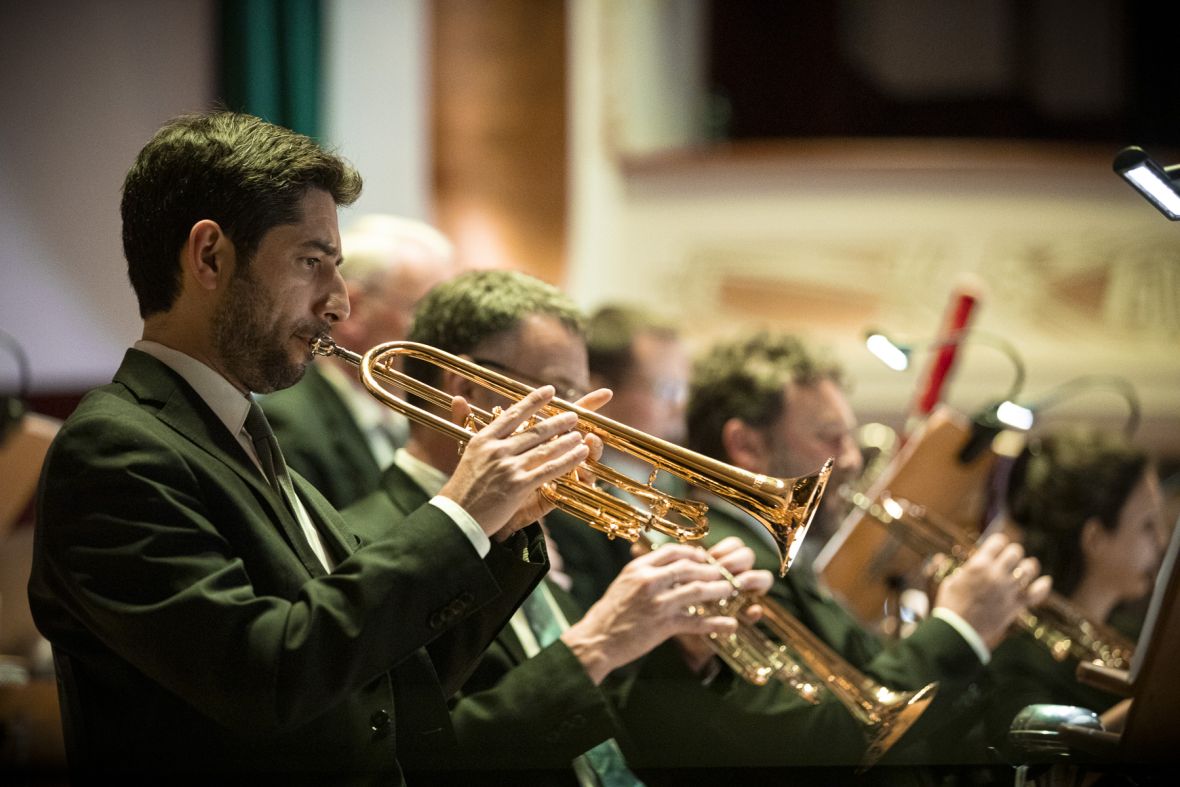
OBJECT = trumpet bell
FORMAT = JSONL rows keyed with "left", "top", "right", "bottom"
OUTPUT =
{"left": 684, "top": 545, "right": 936, "bottom": 769}
{"left": 860, "top": 682, "right": 937, "bottom": 770}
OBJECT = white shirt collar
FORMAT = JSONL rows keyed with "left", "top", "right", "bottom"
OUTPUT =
{"left": 133, "top": 340, "right": 252, "bottom": 438}
{"left": 392, "top": 446, "right": 450, "bottom": 496}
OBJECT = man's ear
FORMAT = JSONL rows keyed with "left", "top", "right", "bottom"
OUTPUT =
{"left": 183, "top": 220, "right": 232, "bottom": 292}
{"left": 1079, "top": 517, "right": 1108, "bottom": 559}
{"left": 721, "top": 417, "right": 769, "bottom": 473}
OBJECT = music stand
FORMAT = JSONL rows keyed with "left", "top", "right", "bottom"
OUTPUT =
{"left": 1114, "top": 509, "right": 1180, "bottom": 759}
{"left": 0, "top": 412, "right": 59, "bottom": 539}
{"left": 815, "top": 405, "right": 998, "bottom": 627}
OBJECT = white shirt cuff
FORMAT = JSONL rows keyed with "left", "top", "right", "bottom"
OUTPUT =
{"left": 931, "top": 606, "right": 991, "bottom": 665}
{"left": 430, "top": 495, "right": 491, "bottom": 558}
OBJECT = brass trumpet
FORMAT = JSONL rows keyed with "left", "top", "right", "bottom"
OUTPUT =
{"left": 311, "top": 337, "right": 832, "bottom": 574}
{"left": 680, "top": 545, "right": 936, "bottom": 769}
{"left": 846, "top": 491, "right": 1135, "bottom": 670}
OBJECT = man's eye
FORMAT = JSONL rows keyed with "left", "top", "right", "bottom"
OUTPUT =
{"left": 303, "top": 258, "right": 320, "bottom": 268}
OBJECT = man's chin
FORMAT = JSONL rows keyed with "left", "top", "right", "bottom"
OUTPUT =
{"left": 247, "top": 361, "right": 307, "bottom": 395}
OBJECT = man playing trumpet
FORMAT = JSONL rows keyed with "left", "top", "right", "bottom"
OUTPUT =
{"left": 336, "top": 269, "right": 781, "bottom": 783}
{"left": 676, "top": 330, "right": 1053, "bottom": 768}
{"left": 27, "top": 110, "right": 598, "bottom": 783}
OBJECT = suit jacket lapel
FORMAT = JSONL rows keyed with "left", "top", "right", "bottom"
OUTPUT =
{"left": 292, "top": 474, "right": 359, "bottom": 561}
{"left": 496, "top": 619, "right": 530, "bottom": 665}
{"left": 306, "top": 366, "right": 383, "bottom": 484}
{"left": 381, "top": 463, "right": 433, "bottom": 517}
{"left": 113, "top": 349, "right": 328, "bottom": 577}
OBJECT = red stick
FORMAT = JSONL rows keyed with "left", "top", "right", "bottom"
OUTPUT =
{"left": 908, "top": 288, "right": 979, "bottom": 426}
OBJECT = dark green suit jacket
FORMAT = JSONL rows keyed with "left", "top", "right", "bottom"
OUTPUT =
{"left": 28, "top": 350, "right": 543, "bottom": 782}
{"left": 371, "top": 466, "right": 956, "bottom": 784}
{"left": 703, "top": 506, "right": 983, "bottom": 691}
{"left": 983, "top": 630, "right": 1120, "bottom": 746}
{"left": 261, "top": 364, "right": 384, "bottom": 509}
{"left": 692, "top": 505, "right": 989, "bottom": 769}
{"left": 367, "top": 463, "right": 633, "bottom": 782}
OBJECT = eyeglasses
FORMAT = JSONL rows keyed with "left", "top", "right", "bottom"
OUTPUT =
{"left": 472, "top": 358, "right": 588, "bottom": 403}
{"left": 646, "top": 378, "right": 688, "bottom": 406}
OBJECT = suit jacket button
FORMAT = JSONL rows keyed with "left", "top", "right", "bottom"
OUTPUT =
{"left": 370, "top": 709, "right": 391, "bottom": 732}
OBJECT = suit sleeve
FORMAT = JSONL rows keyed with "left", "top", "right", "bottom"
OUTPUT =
{"left": 342, "top": 489, "right": 549, "bottom": 699}
{"left": 31, "top": 407, "right": 512, "bottom": 736}
{"left": 439, "top": 638, "right": 620, "bottom": 768}
{"left": 615, "top": 642, "right": 870, "bottom": 768}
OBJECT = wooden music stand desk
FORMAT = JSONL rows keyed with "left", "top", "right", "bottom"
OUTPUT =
{"left": 1105, "top": 512, "right": 1180, "bottom": 760}
{"left": 814, "top": 406, "right": 998, "bottom": 628}
{"left": 1, "top": 412, "right": 59, "bottom": 539}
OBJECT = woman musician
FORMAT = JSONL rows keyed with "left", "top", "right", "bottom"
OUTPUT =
{"left": 984, "top": 427, "right": 1167, "bottom": 743}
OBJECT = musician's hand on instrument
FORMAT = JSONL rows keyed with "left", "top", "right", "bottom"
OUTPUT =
{"left": 568, "top": 387, "right": 610, "bottom": 487}
{"left": 934, "top": 532, "right": 1051, "bottom": 651}
{"left": 561, "top": 544, "right": 740, "bottom": 685}
{"left": 707, "top": 536, "right": 772, "bottom": 622}
{"left": 670, "top": 538, "right": 773, "bottom": 676}
{"left": 440, "top": 385, "right": 589, "bottom": 540}
{"left": 572, "top": 387, "right": 612, "bottom": 413}
{"left": 923, "top": 552, "right": 955, "bottom": 600}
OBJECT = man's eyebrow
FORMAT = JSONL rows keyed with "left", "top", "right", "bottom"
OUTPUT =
{"left": 299, "top": 239, "right": 340, "bottom": 256}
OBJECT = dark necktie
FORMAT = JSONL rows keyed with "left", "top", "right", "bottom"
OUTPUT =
{"left": 244, "top": 400, "right": 303, "bottom": 522}
{"left": 519, "top": 587, "right": 644, "bottom": 787}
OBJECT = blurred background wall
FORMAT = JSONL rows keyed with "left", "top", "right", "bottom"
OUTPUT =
{"left": 0, "top": 0, "right": 1177, "bottom": 457}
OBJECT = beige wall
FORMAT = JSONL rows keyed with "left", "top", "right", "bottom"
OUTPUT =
{"left": 567, "top": 0, "right": 1180, "bottom": 457}
{"left": 0, "top": 0, "right": 215, "bottom": 389}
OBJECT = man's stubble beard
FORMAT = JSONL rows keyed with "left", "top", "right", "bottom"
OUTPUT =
{"left": 212, "top": 267, "right": 319, "bottom": 394}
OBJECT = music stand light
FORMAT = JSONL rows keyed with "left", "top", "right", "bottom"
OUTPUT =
{"left": 961, "top": 375, "right": 1141, "bottom": 463}
{"left": 864, "top": 329, "right": 1027, "bottom": 408}
{"left": 1113, "top": 146, "right": 1180, "bottom": 220}
{"left": 1019, "top": 375, "right": 1142, "bottom": 439}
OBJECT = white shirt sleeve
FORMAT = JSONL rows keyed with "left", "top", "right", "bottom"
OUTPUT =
{"left": 931, "top": 606, "right": 991, "bottom": 665}
{"left": 429, "top": 495, "right": 491, "bottom": 558}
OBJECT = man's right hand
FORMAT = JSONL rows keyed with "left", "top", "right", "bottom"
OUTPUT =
{"left": 559, "top": 543, "right": 756, "bottom": 685}
{"left": 933, "top": 532, "right": 1052, "bottom": 650}
{"left": 438, "top": 385, "right": 589, "bottom": 540}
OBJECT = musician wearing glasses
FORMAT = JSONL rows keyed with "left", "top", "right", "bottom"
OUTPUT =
{"left": 983, "top": 428, "right": 1166, "bottom": 745}
{"left": 547, "top": 304, "right": 694, "bottom": 612}
{"left": 262, "top": 214, "right": 457, "bottom": 509}
{"left": 672, "top": 330, "right": 1052, "bottom": 767}
{"left": 27, "top": 111, "right": 597, "bottom": 782}
{"left": 348, "top": 269, "right": 776, "bottom": 783}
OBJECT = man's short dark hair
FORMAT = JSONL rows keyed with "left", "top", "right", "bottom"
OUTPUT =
{"left": 122, "top": 110, "right": 363, "bottom": 318}
{"left": 406, "top": 270, "right": 585, "bottom": 394}
{"left": 586, "top": 305, "right": 679, "bottom": 389}
{"left": 1006, "top": 428, "right": 1149, "bottom": 596}
{"left": 686, "top": 330, "right": 844, "bottom": 461}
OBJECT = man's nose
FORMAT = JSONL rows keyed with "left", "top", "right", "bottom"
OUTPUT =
{"left": 836, "top": 434, "right": 864, "bottom": 476}
{"left": 322, "top": 267, "right": 351, "bottom": 324}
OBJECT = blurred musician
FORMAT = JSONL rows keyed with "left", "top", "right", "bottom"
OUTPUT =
{"left": 351, "top": 270, "right": 774, "bottom": 783}
{"left": 547, "top": 304, "right": 693, "bottom": 610}
{"left": 684, "top": 330, "right": 1052, "bottom": 765}
{"left": 984, "top": 428, "right": 1166, "bottom": 742}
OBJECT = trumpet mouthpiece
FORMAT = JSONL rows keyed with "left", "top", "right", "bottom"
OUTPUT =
{"left": 310, "top": 334, "right": 337, "bottom": 356}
